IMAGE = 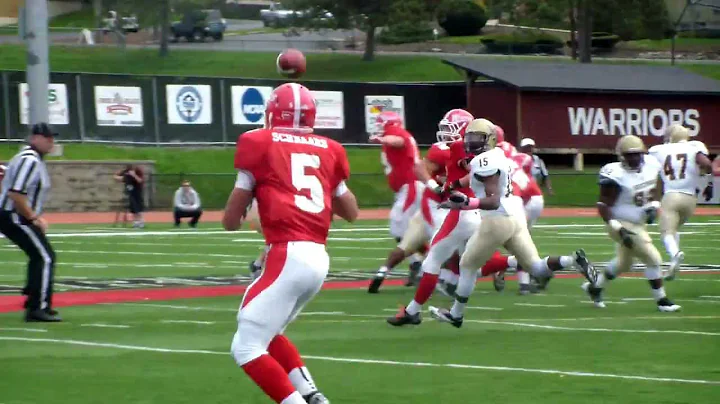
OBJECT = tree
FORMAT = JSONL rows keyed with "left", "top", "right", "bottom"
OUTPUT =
{"left": 159, "top": 0, "right": 170, "bottom": 57}
{"left": 577, "top": 0, "right": 592, "bottom": 63}
{"left": 286, "top": 0, "right": 395, "bottom": 61}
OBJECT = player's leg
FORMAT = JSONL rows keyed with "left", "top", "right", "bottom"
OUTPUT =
{"left": 387, "top": 210, "right": 465, "bottom": 326}
{"left": 388, "top": 184, "right": 424, "bottom": 284}
{"left": 231, "top": 242, "right": 329, "bottom": 404}
{"left": 369, "top": 211, "right": 427, "bottom": 293}
{"left": 430, "top": 215, "right": 511, "bottom": 327}
{"left": 267, "top": 242, "right": 330, "bottom": 403}
{"left": 436, "top": 253, "right": 460, "bottom": 297}
{"left": 659, "top": 193, "right": 683, "bottom": 280}
{"left": 521, "top": 195, "right": 545, "bottom": 293}
{"left": 628, "top": 226, "right": 681, "bottom": 312}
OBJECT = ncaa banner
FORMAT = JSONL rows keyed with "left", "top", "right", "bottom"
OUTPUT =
{"left": 365, "top": 95, "right": 405, "bottom": 134}
{"left": 19, "top": 83, "right": 70, "bottom": 125}
{"left": 231, "top": 86, "right": 273, "bottom": 126}
{"left": 312, "top": 91, "right": 344, "bottom": 130}
{"left": 166, "top": 85, "right": 213, "bottom": 125}
{"left": 94, "top": 86, "right": 144, "bottom": 127}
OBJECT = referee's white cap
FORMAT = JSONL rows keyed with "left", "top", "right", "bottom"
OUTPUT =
{"left": 520, "top": 138, "right": 535, "bottom": 147}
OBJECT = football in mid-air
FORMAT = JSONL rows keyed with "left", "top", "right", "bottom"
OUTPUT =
{"left": 276, "top": 48, "right": 306, "bottom": 79}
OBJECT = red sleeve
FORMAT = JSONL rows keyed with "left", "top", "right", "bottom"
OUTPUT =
{"left": 426, "top": 145, "right": 449, "bottom": 166}
{"left": 333, "top": 141, "right": 350, "bottom": 182}
{"left": 234, "top": 130, "right": 269, "bottom": 177}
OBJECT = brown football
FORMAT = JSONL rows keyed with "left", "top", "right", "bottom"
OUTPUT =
{"left": 276, "top": 48, "right": 307, "bottom": 79}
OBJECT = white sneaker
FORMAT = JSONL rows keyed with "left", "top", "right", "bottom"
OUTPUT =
{"left": 664, "top": 251, "right": 684, "bottom": 281}
{"left": 657, "top": 298, "right": 681, "bottom": 312}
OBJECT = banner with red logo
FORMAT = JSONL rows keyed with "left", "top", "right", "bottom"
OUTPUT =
{"left": 94, "top": 86, "right": 144, "bottom": 127}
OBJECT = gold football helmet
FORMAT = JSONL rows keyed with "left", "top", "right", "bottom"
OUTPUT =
{"left": 616, "top": 135, "right": 646, "bottom": 172}
{"left": 663, "top": 124, "right": 690, "bottom": 144}
{"left": 464, "top": 118, "right": 497, "bottom": 155}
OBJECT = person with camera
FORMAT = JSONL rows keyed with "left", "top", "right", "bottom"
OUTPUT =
{"left": 114, "top": 164, "right": 145, "bottom": 228}
{"left": 173, "top": 180, "right": 203, "bottom": 228}
{"left": 0, "top": 123, "right": 60, "bottom": 322}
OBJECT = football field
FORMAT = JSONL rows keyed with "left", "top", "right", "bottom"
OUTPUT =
{"left": 1, "top": 216, "right": 719, "bottom": 403}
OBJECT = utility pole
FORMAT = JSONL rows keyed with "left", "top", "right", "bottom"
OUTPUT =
{"left": 24, "top": 0, "right": 50, "bottom": 126}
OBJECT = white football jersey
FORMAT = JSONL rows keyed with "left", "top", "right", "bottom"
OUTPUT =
{"left": 469, "top": 148, "right": 524, "bottom": 217}
{"left": 599, "top": 155, "right": 661, "bottom": 224}
{"left": 649, "top": 141, "right": 709, "bottom": 196}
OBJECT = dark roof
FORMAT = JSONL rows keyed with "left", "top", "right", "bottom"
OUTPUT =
{"left": 443, "top": 58, "right": 720, "bottom": 95}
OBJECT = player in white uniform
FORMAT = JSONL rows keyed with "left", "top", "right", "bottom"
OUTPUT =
{"left": 648, "top": 124, "right": 714, "bottom": 281}
{"left": 426, "top": 119, "right": 597, "bottom": 328}
{"left": 585, "top": 135, "right": 681, "bottom": 312}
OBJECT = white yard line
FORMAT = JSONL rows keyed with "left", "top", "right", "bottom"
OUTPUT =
{"left": 466, "top": 319, "right": 720, "bottom": 337}
{"left": 514, "top": 303, "right": 566, "bottom": 308}
{"left": 161, "top": 320, "right": 215, "bottom": 325}
{"left": 0, "top": 336, "right": 717, "bottom": 385}
{"left": 0, "top": 328, "right": 47, "bottom": 333}
{"left": 80, "top": 323, "right": 131, "bottom": 329}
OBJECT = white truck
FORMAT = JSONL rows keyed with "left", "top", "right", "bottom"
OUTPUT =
{"left": 259, "top": 2, "right": 302, "bottom": 27}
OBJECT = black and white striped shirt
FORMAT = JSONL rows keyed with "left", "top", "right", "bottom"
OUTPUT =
{"left": 0, "top": 146, "right": 51, "bottom": 215}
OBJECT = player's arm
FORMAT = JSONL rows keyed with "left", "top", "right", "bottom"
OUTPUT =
{"left": 696, "top": 152, "right": 714, "bottom": 175}
{"left": 222, "top": 170, "right": 255, "bottom": 231}
{"left": 369, "top": 135, "right": 405, "bottom": 147}
{"left": 443, "top": 172, "right": 501, "bottom": 211}
{"left": 713, "top": 155, "right": 720, "bottom": 176}
{"left": 447, "top": 174, "right": 470, "bottom": 191}
{"left": 596, "top": 176, "right": 636, "bottom": 247}
{"left": 415, "top": 158, "right": 443, "bottom": 192}
{"left": 332, "top": 181, "right": 359, "bottom": 223}
{"left": 654, "top": 174, "right": 664, "bottom": 200}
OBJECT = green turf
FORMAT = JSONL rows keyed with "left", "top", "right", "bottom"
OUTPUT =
{"left": 0, "top": 143, "right": 600, "bottom": 208}
{"left": 48, "top": 8, "right": 97, "bottom": 29}
{"left": 624, "top": 37, "right": 720, "bottom": 51}
{"left": 1, "top": 216, "right": 719, "bottom": 403}
{"left": 1, "top": 44, "right": 720, "bottom": 82}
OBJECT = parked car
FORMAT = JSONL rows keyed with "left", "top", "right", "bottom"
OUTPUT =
{"left": 260, "top": 2, "right": 333, "bottom": 28}
{"left": 170, "top": 9, "right": 226, "bottom": 42}
{"left": 102, "top": 11, "right": 139, "bottom": 34}
{"left": 260, "top": 2, "right": 300, "bottom": 27}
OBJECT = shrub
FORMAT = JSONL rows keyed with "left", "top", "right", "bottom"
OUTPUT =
{"left": 481, "top": 31, "right": 563, "bottom": 54}
{"left": 566, "top": 32, "right": 621, "bottom": 51}
{"left": 437, "top": 0, "right": 488, "bottom": 37}
{"left": 380, "top": 0, "right": 435, "bottom": 44}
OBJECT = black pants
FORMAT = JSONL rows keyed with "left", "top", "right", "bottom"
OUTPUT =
{"left": 174, "top": 208, "right": 202, "bottom": 227}
{"left": 0, "top": 211, "right": 56, "bottom": 311}
{"left": 127, "top": 191, "right": 144, "bottom": 214}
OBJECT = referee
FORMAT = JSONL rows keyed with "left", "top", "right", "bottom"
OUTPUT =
{"left": 0, "top": 123, "right": 60, "bottom": 322}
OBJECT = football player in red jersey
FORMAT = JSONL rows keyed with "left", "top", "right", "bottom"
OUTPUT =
{"left": 387, "top": 119, "right": 512, "bottom": 327}
{"left": 367, "top": 109, "right": 470, "bottom": 293}
{"left": 223, "top": 83, "right": 359, "bottom": 404}
{"left": 496, "top": 125, "right": 517, "bottom": 158}
{"left": 369, "top": 111, "right": 426, "bottom": 285}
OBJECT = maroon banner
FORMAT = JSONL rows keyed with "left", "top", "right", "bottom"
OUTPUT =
{"left": 520, "top": 92, "right": 720, "bottom": 151}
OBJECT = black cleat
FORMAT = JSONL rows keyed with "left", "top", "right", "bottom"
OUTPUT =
{"left": 25, "top": 309, "right": 62, "bottom": 322}
{"left": 657, "top": 298, "right": 681, "bottom": 312}
{"left": 530, "top": 275, "right": 549, "bottom": 292}
{"left": 493, "top": 271, "right": 506, "bottom": 292}
{"left": 581, "top": 282, "right": 606, "bottom": 308}
{"left": 248, "top": 262, "right": 262, "bottom": 281}
{"left": 575, "top": 249, "right": 598, "bottom": 285}
{"left": 405, "top": 261, "right": 422, "bottom": 287}
{"left": 368, "top": 275, "right": 385, "bottom": 294}
{"left": 386, "top": 306, "right": 421, "bottom": 326}
{"left": 428, "top": 306, "right": 463, "bottom": 328}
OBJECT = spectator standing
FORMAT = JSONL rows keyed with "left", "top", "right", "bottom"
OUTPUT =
{"left": 0, "top": 123, "right": 60, "bottom": 322}
{"left": 173, "top": 180, "right": 203, "bottom": 227}
{"left": 520, "top": 138, "right": 554, "bottom": 195}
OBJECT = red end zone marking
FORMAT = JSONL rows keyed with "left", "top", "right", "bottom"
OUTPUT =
{"left": 1, "top": 271, "right": 718, "bottom": 314}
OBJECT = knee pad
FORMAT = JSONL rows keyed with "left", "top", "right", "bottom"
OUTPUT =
{"left": 644, "top": 266, "right": 662, "bottom": 281}
{"left": 230, "top": 330, "right": 267, "bottom": 367}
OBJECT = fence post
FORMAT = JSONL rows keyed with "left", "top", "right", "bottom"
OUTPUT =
{"left": 152, "top": 77, "right": 161, "bottom": 147}
{"left": 75, "top": 74, "right": 87, "bottom": 141}
{"left": 2, "top": 72, "right": 10, "bottom": 140}
{"left": 220, "top": 79, "right": 228, "bottom": 145}
{"left": 574, "top": 152, "right": 584, "bottom": 171}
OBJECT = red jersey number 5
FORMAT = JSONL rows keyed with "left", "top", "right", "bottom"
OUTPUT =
{"left": 291, "top": 153, "right": 324, "bottom": 213}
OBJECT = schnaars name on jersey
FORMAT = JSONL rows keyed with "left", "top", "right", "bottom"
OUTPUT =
{"left": 272, "top": 132, "right": 328, "bottom": 148}
{"left": 567, "top": 107, "right": 700, "bottom": 137}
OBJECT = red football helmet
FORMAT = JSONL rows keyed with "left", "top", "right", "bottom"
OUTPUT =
{"left": 495, "top": 125, "right": 505, "bottom": 143}
{"left": 375, "top": 110, "right": 403, "bottom": 134}
{"left": 437, "top": 109, "right": 474, "bottom": 143}
{"left": 265, "top": 83, "right": 317, "bottom": 132}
